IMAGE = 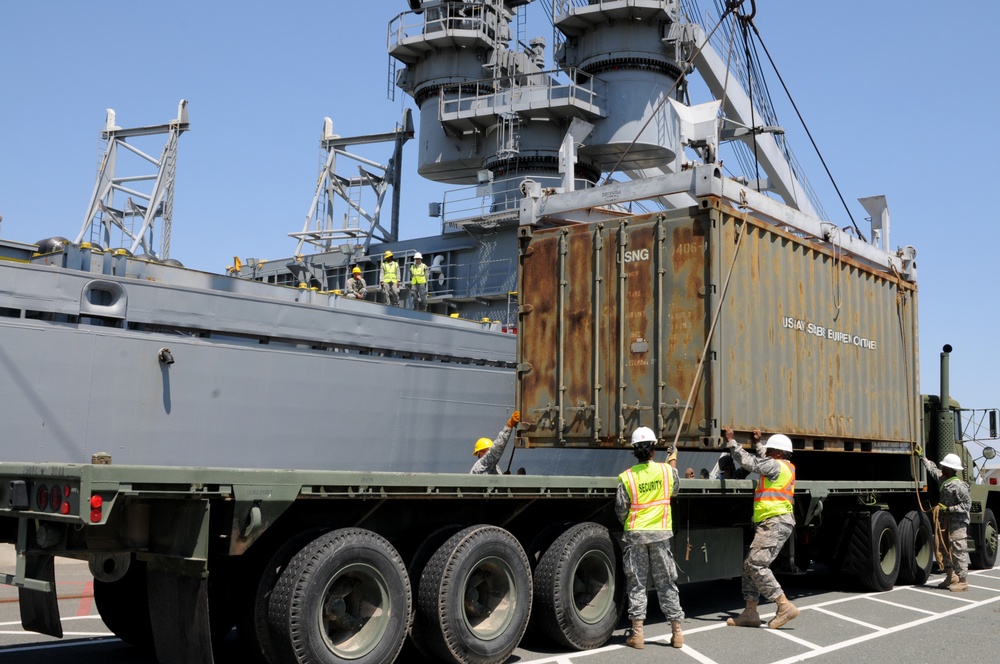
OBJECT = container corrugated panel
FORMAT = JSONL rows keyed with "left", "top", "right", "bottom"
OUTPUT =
{"left": 517, "top": 199, "right": 920, "bottom": 451}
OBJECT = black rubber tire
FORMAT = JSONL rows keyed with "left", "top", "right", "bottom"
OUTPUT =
{"left": 530, "top": 522, "right": 623, "bottom": 650}
{"left": 970, "top": 507, "right": 998, "bottom": 570}
{"left": 236, "top": 528, "right": 328, "bottom": 664}
{"left": 415, "top": 525, "right": 532, "bottom": 664}
{"left": 408, "top": 524, "right": 464, "bottom": 659}
{"left": 93, "top": 557, "right": 154, "bottom": 650}
{"left": 525, "top": 522, "right": 569, "bottom": 570}
{"left": 268, "top": 528, "right": 412, "bottom": 664}
{"left": 850, "top": 510, "right": 900, "bottom": 591}
{"left": 896, "top": 510, "right": 933, "bottom": 585}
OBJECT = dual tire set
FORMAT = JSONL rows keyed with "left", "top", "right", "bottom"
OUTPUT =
{"left": 96, "top": 521, "right": 624, "bottom": 664}
{"left": 259, "top": 521, "right": 623, "bottom": 664}
{"left": 847, "top": 507, "right": 998, "bottom": 592}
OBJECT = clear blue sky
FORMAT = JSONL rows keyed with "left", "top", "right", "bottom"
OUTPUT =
{"left": 2, "top": 1, "right": 998, "bottom": 450}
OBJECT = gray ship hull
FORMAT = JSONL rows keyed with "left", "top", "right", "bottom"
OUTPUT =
{"left": 0, "top": 245, "right": 634, "bottom": 476}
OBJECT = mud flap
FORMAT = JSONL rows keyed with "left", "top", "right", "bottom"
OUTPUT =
{"left": 148, "top": 568, "right": 214, "bottom": 664}
{"left": 18, "top": 553, "right": 62, "bottom": 638}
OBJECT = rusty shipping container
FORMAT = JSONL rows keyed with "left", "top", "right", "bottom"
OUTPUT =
{"left": 516, "top": 198, "right": 921, "bottom": 456}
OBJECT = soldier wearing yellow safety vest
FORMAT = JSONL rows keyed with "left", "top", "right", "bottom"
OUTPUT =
{"left": 380, "top": 250, "right": 400, "bottom": 307}
{"left": 410, "top": 252, "right": 428, "bottom": 311}
{"left": 723, "top": 426, "right": 800, "bottom": 629}
{"left": 615, "top": 426, "right": 685, "bottom": 650}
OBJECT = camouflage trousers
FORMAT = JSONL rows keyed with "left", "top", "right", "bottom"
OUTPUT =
{"left": 412, "top": 283, "right": 427, "bottom": 311}
{"left": 742, "top": 516, "right": 794, "bottom": 602}
{"left": 382, "top": 281, "right": 400, "bottom": 307}
{"left": 938, "top": 524, "right": 969, "bottom": 580}
{"left": 623, "top": 539, "right": 684, "bottom": 621}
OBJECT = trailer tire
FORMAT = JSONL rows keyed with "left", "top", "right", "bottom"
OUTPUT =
{"left": 896, "top": 511, "right": 933, "bottom": 585}
{"left": 970, "top": 507, "right": 998, "bottom": 570}
{"left": 93, "top": 557, "right": 154, "bottom": 650}
{"left": 531, "top": 522, "right": 623, "bottom": 650}
{"left": 408, "top": 524, "right": 464, "bottom": 659}
{"left": 237, "top": 528, "right": 328, "bottom": 664}
{"left": 850, "top": 510, "right": 900, "bottom": 591}
{"left": 269, "top": 528, "right": 412, "bottom": 664}
{"left": 416, "top": 525, "right": 532, "bottom": 664}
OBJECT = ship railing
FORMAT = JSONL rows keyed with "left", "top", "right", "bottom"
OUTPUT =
{"left": 437, "top": 68, "right": 606, "bottom": 125}
{"left": 388, "top": 2, "right": 503, "bottom": 53}
{"left": 439, "top": 175, "right": 595, "bottom": 232}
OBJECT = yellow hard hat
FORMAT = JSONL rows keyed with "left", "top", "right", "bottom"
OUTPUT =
{"left": 473, "top": 437, "right": 493, "bottom": 456}
{"left": 384, "top": 250, "right": 394, "bottom": 259}
{"left": 352, "top": 266, "right": 361, "bottom": 274}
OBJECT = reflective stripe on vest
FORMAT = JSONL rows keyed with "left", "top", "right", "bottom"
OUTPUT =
{"left": 619, "top": 462, "right": 672, "bottom": 531}
{"left": 411, "top": 263, "right": 427, "bottom": 285}
{"left": 383, "top": 260, "right": 399, "bottom": 283}
{"left": 753, "top": 459, "right": 795, "bottom": 523}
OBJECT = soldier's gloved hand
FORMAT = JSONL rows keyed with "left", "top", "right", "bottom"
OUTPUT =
{"left": 914, "top": 444, "right": 923, "bottom": 456}
{"left": 507, "top": 410, "right": 520, "bottom": 429}
{"left": 723, "top": 426, "right": 738, "bottom": 449}
{"left": 938, "top": 503, "right": 949, "bottom": 513}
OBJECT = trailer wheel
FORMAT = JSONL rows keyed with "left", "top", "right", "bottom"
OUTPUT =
{"left": 531, "top": 522, "right": 623, "bottom": 650}
{"left": 971, "top": 507, "right": 998, "bottom": 569}
{"left": 408, "top": 524, "right": 464, "bottom": 659}
{"left": 850, "top": 510, "right": 900, "bottom": 591}
{"left": 269, "top": 528, "right": 411, "bottom": 664}
{"left": 93, "top": 557, "right": 154, "bottom": 650}
{"left": 896, "top": 510, "right": 933, "bottom": 585}
{"left": 237, "top": 528, "right": 328, "bottom": 664}
{"left": 416, "top": 525, "right": 532, "bottom": 664}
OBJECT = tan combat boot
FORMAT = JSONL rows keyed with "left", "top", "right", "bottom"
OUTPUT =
{"left": 625, "top": 619, "right": 644, "bottom": 649}
{"left": 937, "top": 569, "right": 956, "bottom": 589}
{"left": 768, "top": 594, "right": 800, "bottom": 629}
{"left": 670, "top": 620, "right": 684, "bottom": 648}
{"left": 725, "top": 600, "right": 760, "bottom": 627}
{"left": 949, "top": 576, "right": 969, "bottom": 592}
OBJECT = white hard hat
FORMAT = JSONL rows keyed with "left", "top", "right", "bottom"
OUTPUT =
{"left": 413, "top": 252, "right": 422, "bottom": 259}
{"left": 940, "top": 453, "right": 964, "bottom": 471}
{"left": 763, "top": 433, "right": 793, "bottom": 454}
{"left": 631, "top": 427, "right": 657, "bottom": 446}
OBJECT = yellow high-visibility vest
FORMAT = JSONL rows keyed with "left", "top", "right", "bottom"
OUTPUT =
{"left": 382, "top": 260, "right": 399, "bottom": 283}
{"left": 619, "top": 462, "right": 672, "bottom": 531}
{"left": 411, "top": 263, "right": 427, "bottom": 285}
{"left": 753, "top": 459, "right": 795, "bottom": 523}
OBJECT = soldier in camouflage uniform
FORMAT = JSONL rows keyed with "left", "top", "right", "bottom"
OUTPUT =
{"left": 724, "top": 427, "right": 799, "bottom": 629}
{"left": 615, "top": 426, "right": 684, "bottom": 649}
{"left": 470, "top": 411, "right": 519, "bottom": 474}
{"left": 343, "top": 267, "right": 367, "bottom": 299}
{"left": 923, "top": 453, "right": 971, "bottom": 592}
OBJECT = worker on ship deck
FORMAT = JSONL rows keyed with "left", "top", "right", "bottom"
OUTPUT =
{"left": 380, "top": 250, "right": 400, "bottom": 307}
{"left": 723, "top": 426, "right": 800, "bottom": 630}
{"left": 343, "top": 266, "right": 367, "bottom": 299}
{"left": 471, "top": 411, "right": 519, "bottom": 474}
{"left": 410, "top": 252, "right": 428, "bottom": 311}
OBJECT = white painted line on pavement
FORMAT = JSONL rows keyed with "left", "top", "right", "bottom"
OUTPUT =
{"left": 862, "top": 595, "right": 937, "bottom": 614}
{"left": 768, "top": 592, "right": 1000, "bottom": 664}
{"left": 677, "top": 642, "right": 718, "bottom": 663}
{"left": 810, "top": 605, "right": 884, "bottom": 631}
{"left": 903, "top": 586, "right": 977, "bottom": 603}
{"left": 0, "top": 637, "right": 118, "bottom": 653}
{"left": 765, "top": 628, "right": 821, "bottom": 650}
